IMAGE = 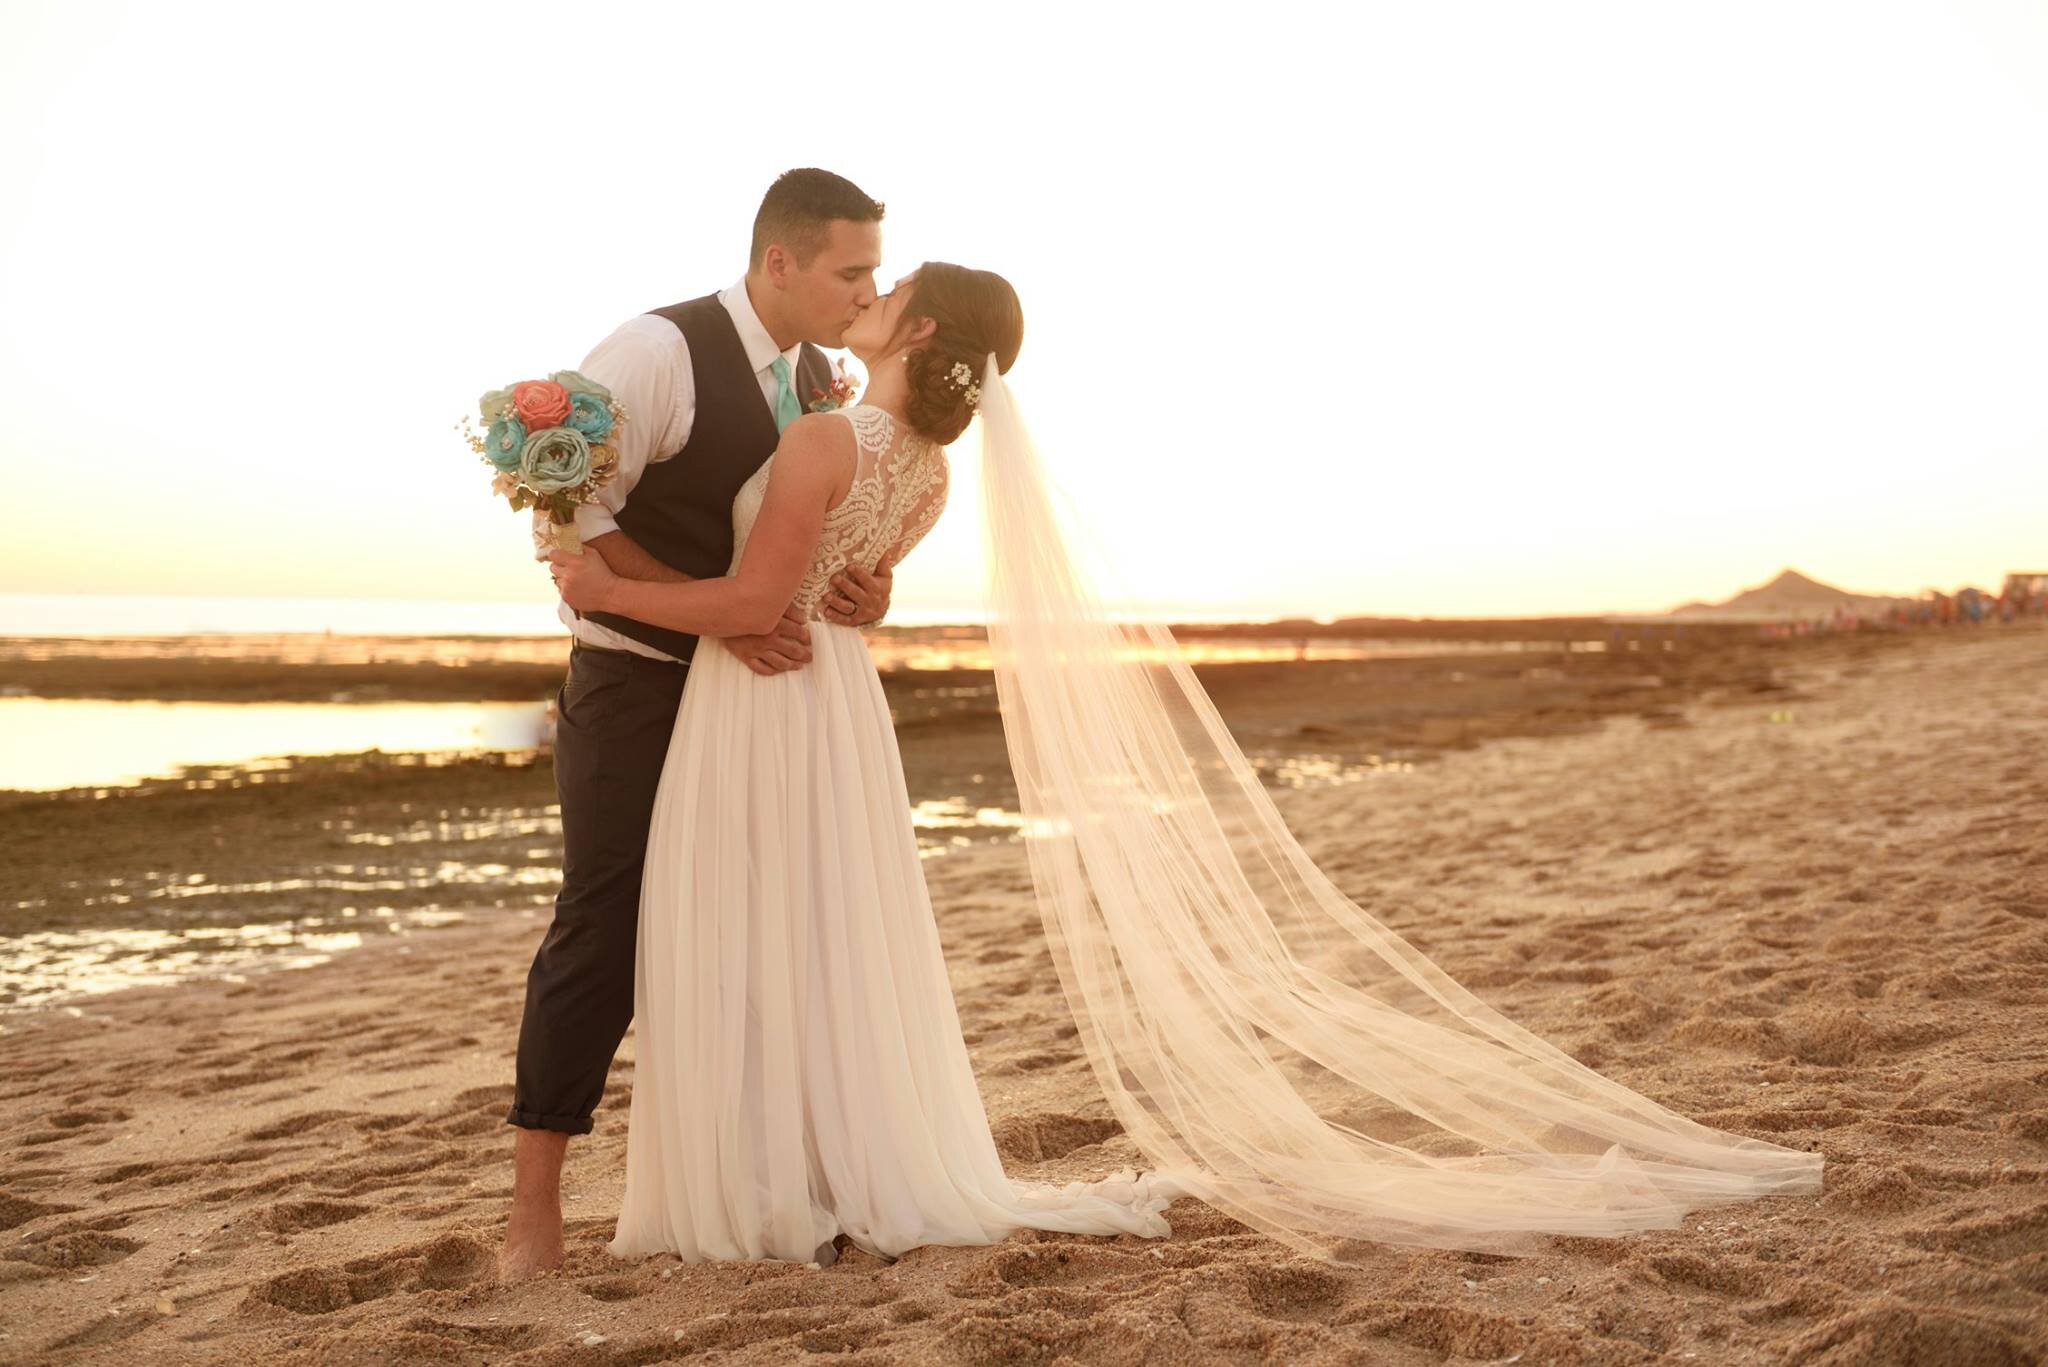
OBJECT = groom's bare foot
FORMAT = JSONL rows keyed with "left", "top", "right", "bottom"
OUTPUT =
{"left": 499, "top": 1127, "right": 570, "bottom": 1281}
{"left": 501, "top": 1195, "right": 564, "bottom": 1279}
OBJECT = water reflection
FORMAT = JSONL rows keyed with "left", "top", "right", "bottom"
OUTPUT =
{"left": 6, "top": 733, "right": 1415, "bottom": 1011}
{"left": 0, "top": 633, "right": 571, "bottom": 669}
{"left": 0, "top": 629, "right": 1608, "bottom": 676}
{"left": 0, "top": 909, "right": 465, "bottom": 1013}
{"left": 1255, "top": 752, "right": 1418, "bottom": 788}
{"left": 911, "top": 798, "right": 1032, "bottom": 859}
{"left": 907, "top": 750, "right": 1413, "bottom": 860}
{"left": 866, "top": 634, "right": 1608, "bottom": 674}
{"left": 0, "top": 698, "right": 548, "bottom": 791}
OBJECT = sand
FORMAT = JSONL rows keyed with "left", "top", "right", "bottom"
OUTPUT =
{"left": 0, "top": 626, "right": 2042, "bottom": 1364}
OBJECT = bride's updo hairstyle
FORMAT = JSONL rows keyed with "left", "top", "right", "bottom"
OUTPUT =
{"left": 897, "top": 263, "right": 1024, "bottom": 445}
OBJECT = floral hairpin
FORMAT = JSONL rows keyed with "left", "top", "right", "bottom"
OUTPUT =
{"left": 947, "top": 360, "right": 982, "bottom": 409}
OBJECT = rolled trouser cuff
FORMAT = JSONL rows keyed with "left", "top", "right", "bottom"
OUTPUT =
{"left": 505, "top": 1105, "right": 595, "bottom": 1136}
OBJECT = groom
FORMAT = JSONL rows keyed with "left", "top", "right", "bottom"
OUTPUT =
{"left": 500, "top": 169, "right": 894, "bottom": 1278}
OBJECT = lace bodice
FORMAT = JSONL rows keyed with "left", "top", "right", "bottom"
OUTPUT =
{"left": 729, "top": 405, "right": 949, "bottom": 622}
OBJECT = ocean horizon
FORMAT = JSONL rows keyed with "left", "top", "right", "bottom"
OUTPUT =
{"left": 0, "top": 593, "right": 1316, "bottom": 638}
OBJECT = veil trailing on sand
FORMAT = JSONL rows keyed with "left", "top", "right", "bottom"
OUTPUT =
{"left": 972, "top": 356, "right": 1824, "bottom": 1260}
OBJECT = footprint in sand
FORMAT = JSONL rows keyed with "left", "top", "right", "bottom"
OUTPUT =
{"left": 261, "top": 1199, "right": 374, "bottom": 1233}
{"left": 982, "top": 1050, "right": 1078, "bottom": 1075}
{"left": 43, "top": 1310, "right": 159, "bottom": 1354}
{"left": 944, "top": 1242, "right": 1160, "bottom": 1308}
{"left": 1645, "top": 1251, "right": 1772, "bottom": 1298}
{"left": 1242, "top": 1263, "right": 1347, "bottom": 1319}
{"left": 576, "top": 1275, "right": 644, "bottom": 1302}
{"left": 1785, "top": 1305, "right": 2041, "bottom": 1365}
{"left": 240, "top": 1231, "right": 493, "bottom": 1315}
{"left": 246, "top": 1109, "right": 360, "bottom": 1142}
{"left": 4, "top": 1228, "right": 142, "bottom": 1271}
{"left": 0, "top": 1194, "right": 76, "bottom": 1229}
{"left": 175, "top": 1066, "right": 294, "bottom": 1097}
{"left": 989, "top": 1113, "right": 1123, "bottom": 1163}
{"left": 1907, "top": 1201, "right": 2048, "bottom": 1262}
{"left": 388, "top": 1317, "right": 544, "bottom": 1352}
{"left": 43, "top": 1105, "right": 132, "bottom": 1129}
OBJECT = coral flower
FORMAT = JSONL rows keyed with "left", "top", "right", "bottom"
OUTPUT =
{"left": 512, "top": 379, "right": 573, "bottom": 431}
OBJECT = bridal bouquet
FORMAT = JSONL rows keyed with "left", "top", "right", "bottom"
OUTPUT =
{"left": 461, "top": 371, "right": 625, "bottom": 555}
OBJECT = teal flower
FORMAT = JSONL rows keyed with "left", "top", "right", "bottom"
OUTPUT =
{"left": 564, "top": 391, "right": 614, "bottom": 442}
{"left": 519, "top": 426, "right": 593, "bottom": 493}
{"left": 484, "top": 415, "right": 527, "bottom": 473}
{"left": 549, "top": 369, "right": 612, "bottom": 402}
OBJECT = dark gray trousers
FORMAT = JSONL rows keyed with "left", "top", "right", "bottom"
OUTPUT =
{"left": 506, "top": 643, "right": 688, "bottom": 1134}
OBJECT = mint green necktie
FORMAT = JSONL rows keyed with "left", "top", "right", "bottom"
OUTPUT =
{"left": 769, "top": 355, "right": 802, "bottom": 433}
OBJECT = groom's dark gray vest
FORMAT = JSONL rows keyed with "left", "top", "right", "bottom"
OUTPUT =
{"left": 582, "top": 294, "right": 833, "bottom": 662}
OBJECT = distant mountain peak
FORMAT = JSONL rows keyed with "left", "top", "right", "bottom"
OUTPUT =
{"left": 1669, "top": 567, "right": 1910, "bottom": 619}
{"left": 1764, "top": 567, "right": 1825, "bottom": 589}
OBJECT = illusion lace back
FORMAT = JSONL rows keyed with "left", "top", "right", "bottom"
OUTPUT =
{"left": 730, "top": 405, "right": 950, "bottom": 618}
{"left": 609, "top": 406, "right": 1177, "bottom": 1265}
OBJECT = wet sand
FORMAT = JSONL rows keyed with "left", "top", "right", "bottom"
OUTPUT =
{"left": 8, "top": 625, "right": 1814, "bottom": 1010}
{"left": 0, "top": 627, "right": 2043, "bottom": 1362}
{"left": 7, "top": 622, "right": 1848, "bottom": 945}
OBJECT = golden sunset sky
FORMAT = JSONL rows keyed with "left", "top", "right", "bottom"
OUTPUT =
{"left": 2, "top": 0, "right": 2043, "bottom": 624}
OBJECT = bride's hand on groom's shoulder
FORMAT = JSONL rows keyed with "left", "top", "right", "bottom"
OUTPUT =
{"left": 726, "top": 607, "right": 813, "bottom": 676}
{"left": 547, "top": 549, "right": 615, "bottom": 613}
{"left": 823, "top": 558, "right": 895, "bottom": 628}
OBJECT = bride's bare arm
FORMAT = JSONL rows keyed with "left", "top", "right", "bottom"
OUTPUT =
{"left": 549, "top": 415, "right": 852, "bottom": 639}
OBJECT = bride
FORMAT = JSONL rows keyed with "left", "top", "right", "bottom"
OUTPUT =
{"left": 548, "top": 262, "right": 1823, "bottom": 1268}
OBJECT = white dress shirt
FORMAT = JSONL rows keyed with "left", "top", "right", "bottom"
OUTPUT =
{"left": 554, "top": 279, "right": 806, "bottom": 659}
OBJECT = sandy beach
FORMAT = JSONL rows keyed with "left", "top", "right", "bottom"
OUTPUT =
{"left": 1, "top": 625, "right": 2043, "bottom": 1364}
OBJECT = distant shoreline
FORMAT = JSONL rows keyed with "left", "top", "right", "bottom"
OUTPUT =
{"left": 7, "top": 616, "right": 2032, "bottom": 706}
{"left": 0, "top": 618, "right": 1744, "bottom": 704}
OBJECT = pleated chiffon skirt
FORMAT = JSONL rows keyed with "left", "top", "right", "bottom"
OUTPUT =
{"left": 607, "top": 625, "right": 1175, "bottom": 1264}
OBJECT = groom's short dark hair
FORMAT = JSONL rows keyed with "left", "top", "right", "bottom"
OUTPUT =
{"left": 751, "top": 169, "right": 885, "bottom": 269}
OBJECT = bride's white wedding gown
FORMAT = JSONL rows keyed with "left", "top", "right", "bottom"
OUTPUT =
{"left": 608, "top": 405, "right": 1175, "bottom": 1263}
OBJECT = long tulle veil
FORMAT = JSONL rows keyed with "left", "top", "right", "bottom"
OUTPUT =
{"left": 972, "top": 356, "right": 1823, "bottom": 1260}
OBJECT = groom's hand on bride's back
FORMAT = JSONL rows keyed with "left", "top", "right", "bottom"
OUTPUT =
{"left": 725, "top": 607, "right": 813, "bottom": 676}
{"left": 823, "top": 558, "right": 895, "bottom": 628}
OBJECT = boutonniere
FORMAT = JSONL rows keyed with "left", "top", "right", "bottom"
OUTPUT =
{"left": 808, "top": 359, "right": 861, "bottom": 413}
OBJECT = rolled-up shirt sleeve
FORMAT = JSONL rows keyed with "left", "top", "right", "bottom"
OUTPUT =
{"left": 569, "top": 316, "right": 693, "bottom": 544}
